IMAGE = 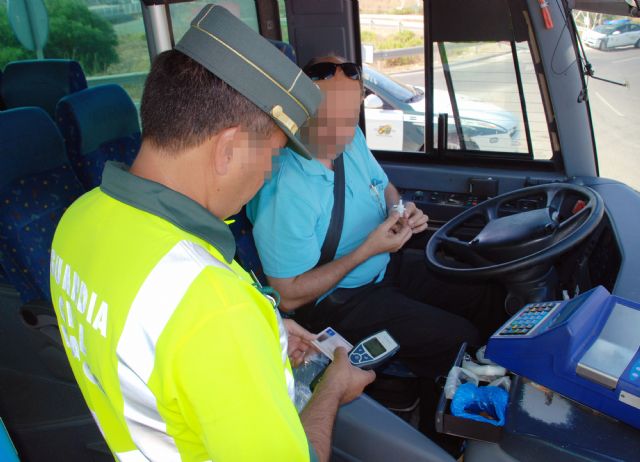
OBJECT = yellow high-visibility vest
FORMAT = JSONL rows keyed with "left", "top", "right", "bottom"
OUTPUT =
{"left": 50, "top": 162, "right": 315, "bottom": 461}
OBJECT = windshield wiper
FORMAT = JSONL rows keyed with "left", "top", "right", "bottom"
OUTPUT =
{"left": 574, "top": 15, "right": 627, "bottom": 103}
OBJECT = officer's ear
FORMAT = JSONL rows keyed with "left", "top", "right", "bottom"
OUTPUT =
{"left": 212, "top": 126, "right": 240, "bottom": 175}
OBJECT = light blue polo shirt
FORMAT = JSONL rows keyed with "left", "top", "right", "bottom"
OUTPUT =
{"left": 247, "top": 127, "right": 390, "bottom": 298}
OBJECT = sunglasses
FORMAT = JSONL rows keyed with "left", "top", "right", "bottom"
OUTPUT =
{"left": 303, "top": 62, "right": 362, "bottom": 82}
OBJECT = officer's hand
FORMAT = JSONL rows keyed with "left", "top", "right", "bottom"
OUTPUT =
{"left": 362, "top": 212, "right": 412, "bottom": 257}
{"left": 403, "top": 201, "right": 429, "bottom": 234}
{"left": 284, "top": 318, "right": 317, "bottom": 367}
{"left": 319, "top": 347, "right": 375, "bottom": 405}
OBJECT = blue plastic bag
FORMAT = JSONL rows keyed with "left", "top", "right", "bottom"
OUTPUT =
{"left": 450, "top": 382, "right": 508, "bottom": 426}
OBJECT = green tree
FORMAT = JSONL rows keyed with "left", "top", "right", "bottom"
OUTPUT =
{"left": 0, "top": 0, "right": 118, "bottom": 74}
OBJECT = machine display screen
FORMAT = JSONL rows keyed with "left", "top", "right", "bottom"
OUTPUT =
{"left": 364, "top": 338, "right": 386, "bottom": 357}
{"left": 548, "top": 290, "right": 591, "bottom": 329}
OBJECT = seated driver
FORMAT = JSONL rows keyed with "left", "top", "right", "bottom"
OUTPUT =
{"left": 247, "top": 54, "right": 505, "bottom": 436}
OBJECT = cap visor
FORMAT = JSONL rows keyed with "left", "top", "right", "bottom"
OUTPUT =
{"left": 273, "top": 119, "right": 312, "bottom": 159}
{"left": 286, "top": 136, "right": 312, "bottom": 160}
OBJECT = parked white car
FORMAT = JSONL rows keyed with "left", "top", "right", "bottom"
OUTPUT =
{"left": 583, "top": 22, "right": 640, "bottom": 50}
{"left": 362, "top": 65, "right": 521, "bottom": 153}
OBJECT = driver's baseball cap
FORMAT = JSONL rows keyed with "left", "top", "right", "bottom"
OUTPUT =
{"left": 175, "top": 4, "right": 321, "bottom": 159}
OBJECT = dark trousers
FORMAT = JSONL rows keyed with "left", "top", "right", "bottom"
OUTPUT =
{"left": 297, "top": 249, "right": 507, "bottom": 380}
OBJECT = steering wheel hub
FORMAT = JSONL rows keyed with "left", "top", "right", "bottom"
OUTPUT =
{"left": 425, "top": 183, "right": 604, "bottom": 279}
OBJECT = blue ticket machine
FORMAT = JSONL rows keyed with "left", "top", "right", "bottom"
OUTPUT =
{"left": 486, "top": 286, "right": 640, "bottom": 429}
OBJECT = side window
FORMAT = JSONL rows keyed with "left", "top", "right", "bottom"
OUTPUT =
{"left": 359, "top": 0, "right": 426, "bottom": 153}
{"left": 170, "top": 0, "right": 260, "bottom": 40}
{"left": 0, "top": 0, "right": 149, "bottom": 104}
{"left": 358, "top": 0, "right": 554, "bottom": 160}
{"left": 277, "top": 0, "right": 288, "bottom": 42}
{"left": 432, "top": 40, "right": 552, "bottom": 159}
{"left": 573, "top": 12, "right": 639, "bottom": 191}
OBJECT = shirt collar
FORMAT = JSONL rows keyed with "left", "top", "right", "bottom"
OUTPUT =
{"left": 285, "top": 131, "right": 358, "bottom": 181}
{"left": 285, "top": 147, "right": 333, "bottom": 180}
{"left": 100, "top": 161, "right": 236, "bottom": 263}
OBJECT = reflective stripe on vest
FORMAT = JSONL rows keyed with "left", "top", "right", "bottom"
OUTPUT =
{"left": 116, "top": 449, "right": 151, "bottom": 462}
{"left": 115, "top": 240, "right": 293, "bottom": 458}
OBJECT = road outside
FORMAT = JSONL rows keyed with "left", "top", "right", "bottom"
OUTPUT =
{"left": 581, "top": 46, "right": 639, "bottom": 191}
{"left": 389, "top": 46, "right": 639, "bottom": 190}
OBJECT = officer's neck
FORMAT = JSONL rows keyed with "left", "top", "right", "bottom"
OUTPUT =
{"left": 130, "top": 140, "right": 231, "bottom": 220}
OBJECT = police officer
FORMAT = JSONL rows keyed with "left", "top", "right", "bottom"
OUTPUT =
{"left": 49, "top": 6, "right": 374, "bottom": 461}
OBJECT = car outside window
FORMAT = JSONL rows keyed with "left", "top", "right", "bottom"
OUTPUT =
{"left": 575, "top": 12, "right": 640, "bottom": 190}
{"left": 358, "top": 0, "right": 554, "bottom": 160}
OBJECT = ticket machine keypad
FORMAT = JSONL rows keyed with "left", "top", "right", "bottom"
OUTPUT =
{"left": 499, "top": 302, "right": 559, "bottom": 336}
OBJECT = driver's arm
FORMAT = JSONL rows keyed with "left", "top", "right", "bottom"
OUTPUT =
{"left": 384, "top": 182, "right": 401, "bottom": 209}
{"left": 268, "top": 212, "right": 409, "bottom": 311}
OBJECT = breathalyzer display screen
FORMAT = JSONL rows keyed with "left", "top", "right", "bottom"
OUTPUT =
{"left": 364, "top": 338, "right": 385, "bottom": 357}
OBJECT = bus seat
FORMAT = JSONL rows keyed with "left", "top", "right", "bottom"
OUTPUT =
{"left": 0, "top": 107, "right": 85, "bottom": 304}
{"left": 56, "top": 84, "right": 141, "bottom": 189}
{"left": 228, "top": 208, "right": 267, "bottom": 285}
{"left": 1, "top": 60, "right": 87, "bottom": 118}
{"left": 269, "top": 39, "right": 297, "bottom": 63}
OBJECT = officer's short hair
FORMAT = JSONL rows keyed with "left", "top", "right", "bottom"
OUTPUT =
{"left": 140, "top": 49, "right": 277, "bottom": 153}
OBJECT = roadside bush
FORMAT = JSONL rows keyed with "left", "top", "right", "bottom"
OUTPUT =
{"left": 0, "top": 0, "right": 118, "bottom": 74}
{"left": 361, "top": 29, "right": 423, "bottom": 67}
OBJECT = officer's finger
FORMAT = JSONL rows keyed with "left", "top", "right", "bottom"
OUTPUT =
{"left": 333, "top": 346, "right": 349, "bottom": 361}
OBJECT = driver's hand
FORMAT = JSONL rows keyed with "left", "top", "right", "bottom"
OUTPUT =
{"left": 402, "top": 201, "right": 429, "bottom": 234}
{"left": 362, "top": 213, "right": 412, "bottom": 257}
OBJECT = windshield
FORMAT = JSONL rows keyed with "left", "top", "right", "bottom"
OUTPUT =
{"left": 363, "top": 66, "right": 421, "bottom": 103}
{"left": 575, "top": 11, "right": 640, "bottom": 191}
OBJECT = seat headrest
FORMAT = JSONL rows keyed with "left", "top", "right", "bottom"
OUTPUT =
{"left": 56, "top": 84, "right": 140, "bottom": 156}
{"left": 2, "top": 59, "right": 87, "bottom": 117}
{"left": 0, "top": 107, "right": 68, "bottom": 190}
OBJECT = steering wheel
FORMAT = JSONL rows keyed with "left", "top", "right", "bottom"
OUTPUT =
{"left": 425, "top": 183, "right": 604, "bottom": 279}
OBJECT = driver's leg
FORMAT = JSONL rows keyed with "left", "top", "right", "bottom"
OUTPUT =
{"left": 303, "top": 283, "right": 480, "bottom": 379}
{"left": 301, "top": 283, "right": 478, "bottom": 457}
{"left": 387, "top": 249, "right": 508, "bottom": 341}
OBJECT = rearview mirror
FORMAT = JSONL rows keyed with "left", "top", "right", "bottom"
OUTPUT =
{"left": 364, "top": 94, "right": 384, "bottom": 109}
{"left": 612, "top": 30, "right": 621, "bottom": 35}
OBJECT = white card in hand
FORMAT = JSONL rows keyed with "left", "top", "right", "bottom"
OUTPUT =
{"left": 312, "top": 327, "right": 353, "bottom": 360}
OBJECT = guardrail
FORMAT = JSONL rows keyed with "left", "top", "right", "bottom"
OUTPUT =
{"left": 372, "top": 46, "right": 422, "bottom": 60}
{"left": 87, "top": 71, "right": 147, "bottom": 87}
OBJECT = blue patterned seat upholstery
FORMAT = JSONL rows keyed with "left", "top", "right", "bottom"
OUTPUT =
{"left": 1, "top": 60, "right": 87, "bottom": 118}
{"left": 56, "top": 84, "right": 141, "bottom": 189}
{"left": 0, "top": 108, "right": 85, "bottom": 303}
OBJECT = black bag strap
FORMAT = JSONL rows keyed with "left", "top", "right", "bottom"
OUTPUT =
{"left": 317, "top": 153, "right": 345, "bottom": 267}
